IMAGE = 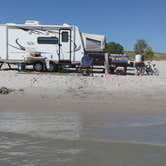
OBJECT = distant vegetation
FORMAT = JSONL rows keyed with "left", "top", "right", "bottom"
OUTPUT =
{"left": 134, "top": 39, "right": 154, "bottom": 60}
{"left": 124, "top": 51, "right": 166, "bottom": 61}
{"left": 106, "top": 39, "right": 166, "bottom": 60}
{"left": 105, "top": 42, "right": 124, "bottom": 54}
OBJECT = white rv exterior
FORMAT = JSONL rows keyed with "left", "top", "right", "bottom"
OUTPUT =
{"left": 0, "top": 21, "right": 105, "bottom": 71}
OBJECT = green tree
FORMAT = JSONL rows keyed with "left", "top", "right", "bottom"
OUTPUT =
{"left": 134, "top": 39, "right": 148, "bottom": 54}
{"left": 105, "top": 42, "right": 124, "bottom": 54}
{"left": 144, "top": 47, "right": 154, "bottom": 60}
{"left": 134, "top": 39, "right": 154, "bottom": 60}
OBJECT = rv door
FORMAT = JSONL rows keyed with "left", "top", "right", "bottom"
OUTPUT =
{"left": 59, "top": 29, "right": 71, "bottom": 61}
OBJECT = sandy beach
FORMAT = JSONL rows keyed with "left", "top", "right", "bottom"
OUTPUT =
{"left": 0, "top": 61, "right": 166, "bottom": 166}
{"left": 0, "top": 61, "right": 166, "bottom": 112}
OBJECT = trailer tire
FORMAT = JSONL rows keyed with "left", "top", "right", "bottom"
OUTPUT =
{"left": 47, "top": 62, "right": 58, "bottom": 72}
{"left": 33, "top": 62, "right": 44, "bottom": 72}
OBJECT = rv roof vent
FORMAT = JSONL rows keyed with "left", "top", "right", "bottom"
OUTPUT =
{"left": 63, "top": 23, "right": 70, "bottom": 27}
{"left": 25, "top": 20, "right": 40, "bottom": 25}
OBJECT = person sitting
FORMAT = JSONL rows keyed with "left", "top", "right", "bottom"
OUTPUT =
{"left": 81, "top": 54, "right": 93, "bottom": 76}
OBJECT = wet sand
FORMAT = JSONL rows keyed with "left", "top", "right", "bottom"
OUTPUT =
{"left": 1, "top": 109, "right": 166, "bottom": 166}
{"left": 0, "top": 61, "right": 166, "bottom": 165}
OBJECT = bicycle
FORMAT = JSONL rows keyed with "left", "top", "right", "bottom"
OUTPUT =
{"left": 145, "top": 61, "right": 159, "bottom": 76}
{"left": 135, "top": 63, "right": 146, "bottom": 76}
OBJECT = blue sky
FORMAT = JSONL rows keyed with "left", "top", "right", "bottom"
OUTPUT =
{"left": 0, "top": 0, "right": 166, "bottom": 52}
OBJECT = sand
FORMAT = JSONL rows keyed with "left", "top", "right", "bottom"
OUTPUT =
{"left": 0, "top": 60, "right": 165, "bottom": 112}
{"left": 0, "top": 61, "right": 166, "bottom": 166}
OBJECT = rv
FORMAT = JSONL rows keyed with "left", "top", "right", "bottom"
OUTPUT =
{"left": 0, "top": 20, "right": 105, "bottom": 72}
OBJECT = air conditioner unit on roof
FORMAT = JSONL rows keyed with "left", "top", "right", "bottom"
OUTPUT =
{"left": 25, "top": 20, "right": 40, "bottom": 25}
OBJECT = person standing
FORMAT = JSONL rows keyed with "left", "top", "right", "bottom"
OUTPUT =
{"left": 134, "top": 54, "right": 144, "bottom": 75}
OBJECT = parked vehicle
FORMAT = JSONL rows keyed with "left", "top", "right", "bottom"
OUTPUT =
{"left": 110, "top": 54, "right": 128, "bottom": 75}
{"left": 0, "top": 20, "right": 105, "bottom": 72}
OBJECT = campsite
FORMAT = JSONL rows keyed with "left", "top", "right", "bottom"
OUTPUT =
{"left": 0, "top": 1, "right": 166, "bottom": 164}
{"left": 0, "top": 20, "right": 163, "bottom": 77}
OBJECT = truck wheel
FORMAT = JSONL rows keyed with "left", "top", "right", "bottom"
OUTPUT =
{"left": 47, "top": 62, "right": 58, "bottom": 72}
{"left": 33, "top": 62, "right": 43, "bottom": 72}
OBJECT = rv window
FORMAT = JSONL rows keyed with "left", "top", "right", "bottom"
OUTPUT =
{"left": 62, "top": 32, "right": 69, "bottom": 42}
{"left": 86, "top": 38, "right": 101, "bottom": 50}
{"left": 37, "top": 37, "right": 58, "bottom": 44}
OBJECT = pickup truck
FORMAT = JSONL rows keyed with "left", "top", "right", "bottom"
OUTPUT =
{"left": 110, "top": 54, "right": 128, "bottom": 74}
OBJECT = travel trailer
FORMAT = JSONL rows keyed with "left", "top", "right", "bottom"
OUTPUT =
{"left": 0, "top": 20, "right": 105, "bottom": 72}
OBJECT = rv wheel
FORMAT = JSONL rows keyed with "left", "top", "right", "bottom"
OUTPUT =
{"left": 33, "top": 62, "right": 43, "bottom": 72}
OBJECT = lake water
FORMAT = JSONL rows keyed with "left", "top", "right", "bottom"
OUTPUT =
{"left": 0, "top": 110, "right": 166, "bottom": 166}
